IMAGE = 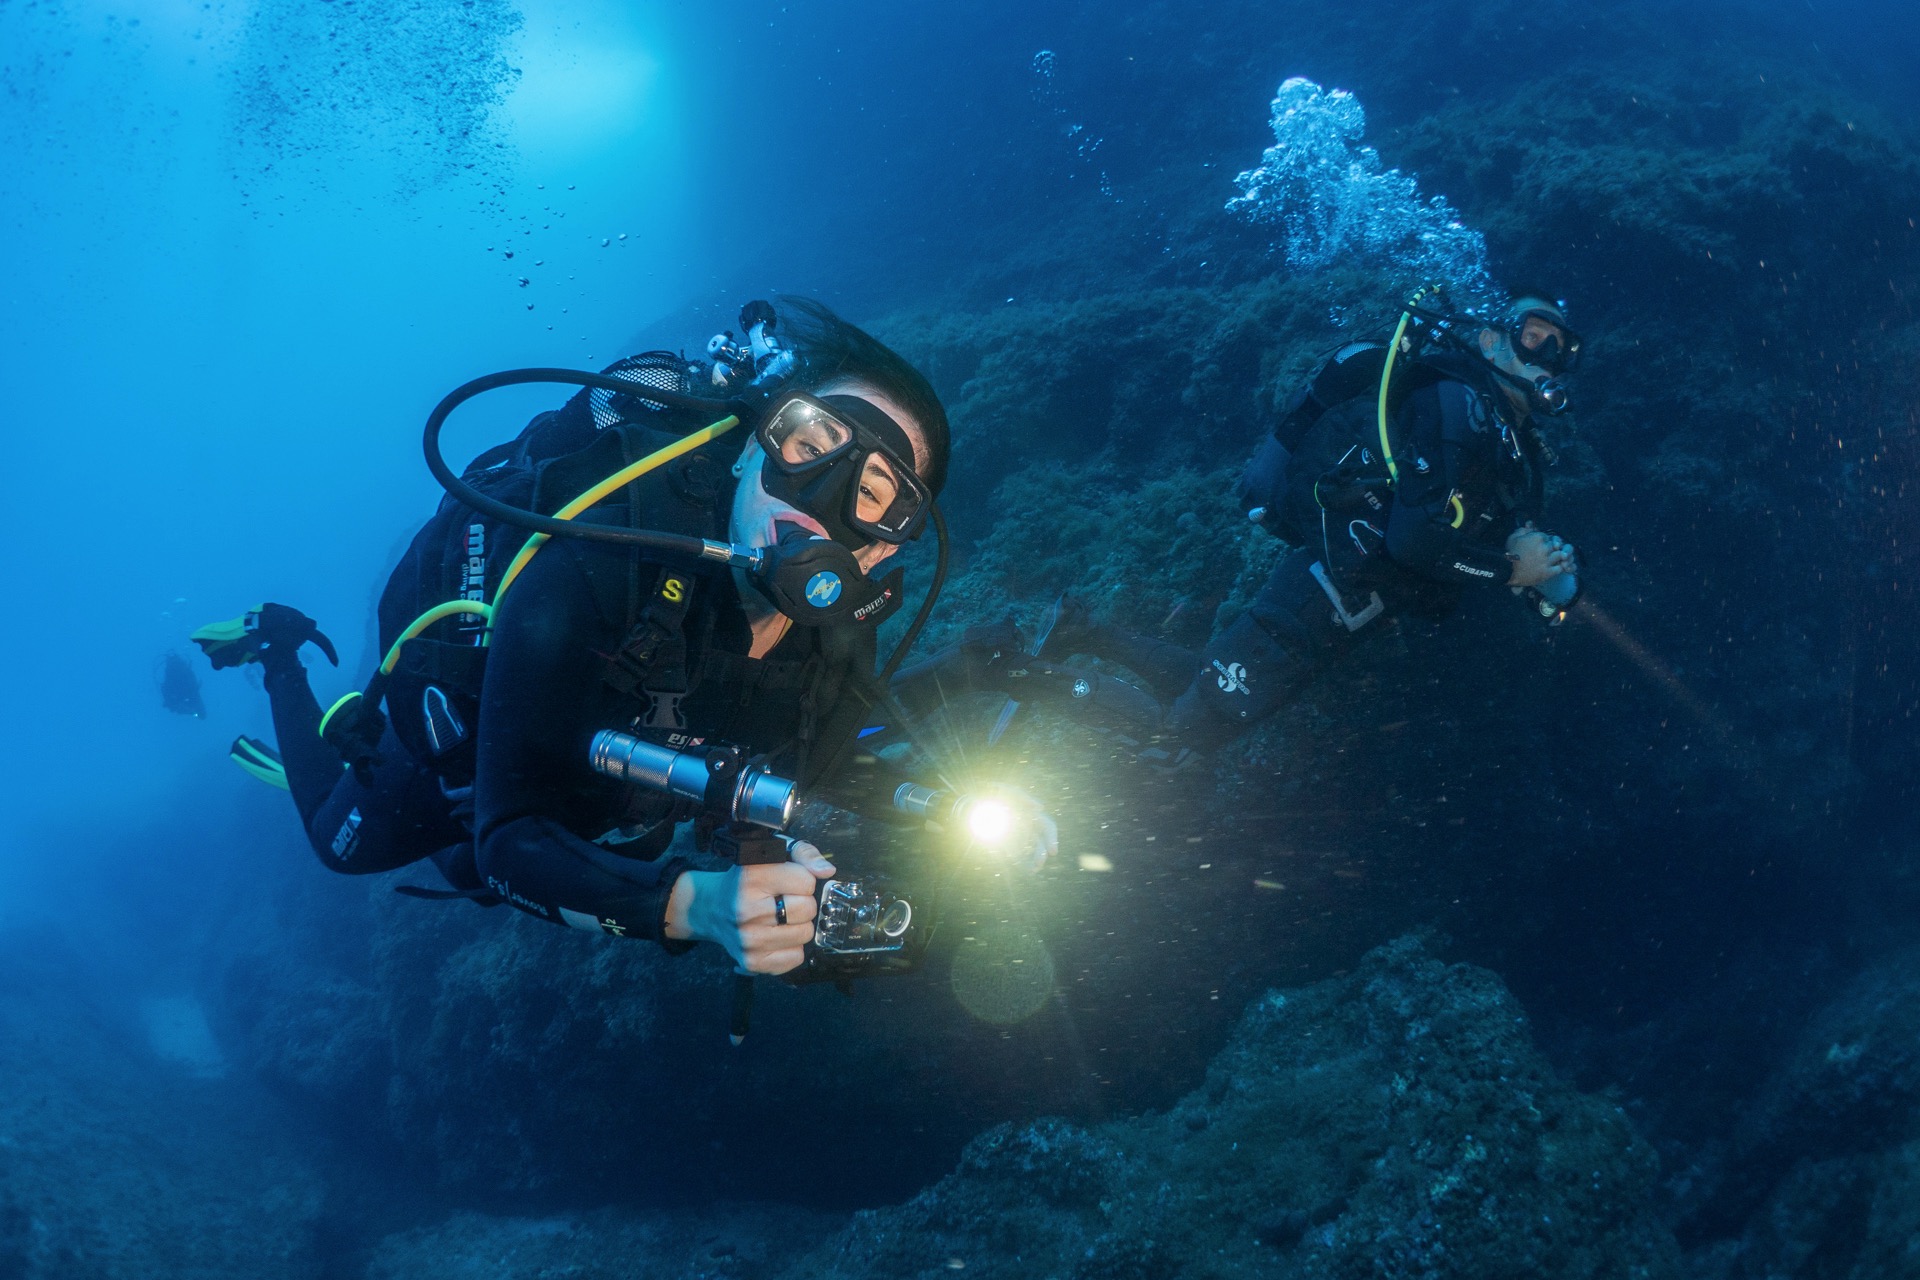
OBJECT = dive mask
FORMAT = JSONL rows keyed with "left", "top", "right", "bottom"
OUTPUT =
{"left": 1507, "top": 308, "right": 1583, "bottom": 377}
{"left": 757, "top": 393, "right": 930, "bottom": 547}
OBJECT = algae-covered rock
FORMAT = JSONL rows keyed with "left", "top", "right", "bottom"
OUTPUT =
{"left": 786, "top": 935, "right": 1679, "bottom": 1280}
{"left": 364, "top": 1203, "right": 836, "bottom": 1280}
{"left": 1676, "top": 947, "right": 1920, "bottom": 1278}
{"left": 0, "top": 934, "right": 325, "bottom": 1280}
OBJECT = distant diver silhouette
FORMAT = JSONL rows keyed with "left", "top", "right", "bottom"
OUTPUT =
{"left": 159, "top": 651, "right": 207, "bottom": 719}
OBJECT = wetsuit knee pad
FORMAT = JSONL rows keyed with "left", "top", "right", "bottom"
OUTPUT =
{"left": 1172, "top": 610, "right": 1305, "bottom": 738}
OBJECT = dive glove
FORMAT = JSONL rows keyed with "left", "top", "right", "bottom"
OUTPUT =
{"left": 191, "top": 604, "right": 340, "bottom": 670}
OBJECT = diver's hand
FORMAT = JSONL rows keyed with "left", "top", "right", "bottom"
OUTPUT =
{"left": 663, "top": 842, "right": 835, "bottom": 975}
{"left": 1006, "top": 793, "right": 1058, "bottom": 874}
{"left": 1505, "top": 526, "right": 1574, "bottom": 589}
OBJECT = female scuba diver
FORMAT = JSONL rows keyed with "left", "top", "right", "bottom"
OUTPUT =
{"left": 195, "top": 301, "right": 1049, "bottom": 979}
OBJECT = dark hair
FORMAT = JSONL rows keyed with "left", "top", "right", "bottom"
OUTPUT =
{"left": 780, "top": 297, "right": 951, "bottom": 496}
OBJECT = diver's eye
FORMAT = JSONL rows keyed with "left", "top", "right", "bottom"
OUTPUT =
{"left": 854, "top": 457, "right": 901, "bottom": 522}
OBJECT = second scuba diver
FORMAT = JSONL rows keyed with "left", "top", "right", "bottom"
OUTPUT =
{"left": 966, "top": 290, "right": 1585, "bottom": 759}
{"left": 196, "top": 301, "right": 1050, "bottom": 979}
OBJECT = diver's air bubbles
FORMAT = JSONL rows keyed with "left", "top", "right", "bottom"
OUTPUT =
{"left": 1227, "top": 77, "right": 1491, "bottom": 299}
{"left": 950, "top": 927, "right": 1055, "bottom": 1026}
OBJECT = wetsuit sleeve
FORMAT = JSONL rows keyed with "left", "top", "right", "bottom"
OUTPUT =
{"left": 472, "top": 542, "right": 692, "bottom": 944}
{"left": 1381, "top": 383, "right": 1515, "bottom": 587}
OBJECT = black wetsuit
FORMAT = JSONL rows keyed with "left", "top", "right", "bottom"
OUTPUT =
{"left": 1055, "top": 358, "right": 1547, "bottom": 751}
{"left": 255, "top": 404, "right": 910, "bottom": 943}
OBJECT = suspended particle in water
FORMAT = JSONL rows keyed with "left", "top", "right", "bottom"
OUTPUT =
{"left": 600, "top": 238, "right": 610, "bottom": 247}
{"left": 503, "top": 249, "right": 513, "bottom": 258}
{"left": 526, "top": 303, "right": 534, "bottom": 310}
{"left": 567, "top": 184, "right": 575, "bottom": 190}
{"left": 618, "top": 233, "right": 627, "bottom": 240}
{"left": 517, "top": 277, "right": 528, "bottom": 286}
{"left": 533, "top": 260, "right": 543, "bottom": 267}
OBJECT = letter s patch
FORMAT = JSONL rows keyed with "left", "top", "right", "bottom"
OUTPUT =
{"left": 661, "top": 577, "right": 685, "bottom": 603}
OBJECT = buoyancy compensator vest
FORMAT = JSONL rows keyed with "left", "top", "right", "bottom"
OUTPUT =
{"left": 1237, "top": 340, "right": 1454, "bottom": 545}
{"left": 1235, "top": 291, "right": 1549, "bottom": 548}
{"left": 318, "top": 352, "right": 743, "bottom": 785}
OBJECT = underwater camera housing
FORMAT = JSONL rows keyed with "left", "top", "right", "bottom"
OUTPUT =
{"left": 587, "top": 730, "right": 929, "bottom": 983}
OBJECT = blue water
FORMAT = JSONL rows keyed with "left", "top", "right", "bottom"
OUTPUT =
{"left": 4, "top": 1, "right": 1919, "bottom": 1275}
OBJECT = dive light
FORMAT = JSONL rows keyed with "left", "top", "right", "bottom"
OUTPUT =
{"left": 587, "top": 730, "right": 1011, "bottom": 844}
{"left": 588, "top": 730, "right": 799, "bottom": 830}
{"left": 891, "top": 783, "right": 1019, "bottom": 847}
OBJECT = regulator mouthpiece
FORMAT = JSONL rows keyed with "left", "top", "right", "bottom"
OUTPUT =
{"left": 1531, "top": 374, "right": 1572, "bottom": 416}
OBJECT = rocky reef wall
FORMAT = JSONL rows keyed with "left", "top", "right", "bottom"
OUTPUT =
{"left": 192, "top": 2, "right": 1920, "bottom": 1274}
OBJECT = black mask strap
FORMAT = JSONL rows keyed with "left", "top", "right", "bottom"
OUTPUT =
{"left": 819, "top": 393, "right": 918, "bottom": 477}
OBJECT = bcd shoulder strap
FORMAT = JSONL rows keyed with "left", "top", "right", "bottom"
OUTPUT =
{"left": 602, "top": 566, "right": 696, "bottom": 716}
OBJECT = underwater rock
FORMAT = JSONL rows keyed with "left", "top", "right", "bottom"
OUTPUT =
{"left": 1676, "top": 947, "right": 1920, "bottom": 1278}
{"left": 364, "top": 1203, "right": 837, "bottom": 1280}
{"left": 0, "top": 936, "right": 325, "bottom": 1279}
{"left": 782, "top": 935, "right": 1679, "bottom": 1280}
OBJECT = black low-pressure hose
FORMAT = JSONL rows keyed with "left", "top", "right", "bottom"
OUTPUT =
{"left": 422, "top": 367, "right": 758, "bottom": 564}
{"left": 426, "top": 367, "right": 951, "bottom": 664}
{"left": 881, "top": 503, "right": 949, "bottom": 682}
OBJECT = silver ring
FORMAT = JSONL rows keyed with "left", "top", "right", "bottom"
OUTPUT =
{"left": 773, "top": 894, "right": 788, "bottom": 926}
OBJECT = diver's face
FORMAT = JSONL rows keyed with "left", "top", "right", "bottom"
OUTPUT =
{"left": 730, "top": 381, "right": 930, "bottom": 575}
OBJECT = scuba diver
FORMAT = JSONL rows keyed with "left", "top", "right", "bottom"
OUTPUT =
{"left": 195, "top": 301, "right": 1049, "bottom": 981}
{"left": 974, "top": 290, "right": 1585, "bottom": 758}
{"left": 157, "top": 651, "right": 207, "bottom": 719}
